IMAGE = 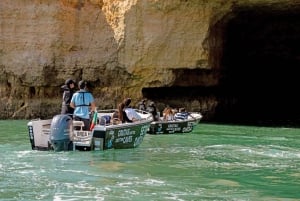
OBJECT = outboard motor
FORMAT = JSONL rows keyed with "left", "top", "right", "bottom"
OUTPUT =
{"left": 50, "top": 114, "right": 73, "bottom": 151}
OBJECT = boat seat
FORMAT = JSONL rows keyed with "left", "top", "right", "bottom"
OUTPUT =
{"left": 111, "top": 118, "right": 122, "bottom": 125}
{"left": 99, "top": 115, "right": 111, "bottom": 125}
{"left": 73, "top": 121, "right": 84, "bottom": 130}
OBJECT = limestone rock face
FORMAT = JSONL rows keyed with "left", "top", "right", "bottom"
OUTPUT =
{"left": 0, "top": 0, "right": 297, "bottom": 121}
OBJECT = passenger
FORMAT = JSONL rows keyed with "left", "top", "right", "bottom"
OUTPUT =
{"left": 147, "top": 101, "right": 159, "bottom": 121}
{"left": 123, "top": 98, "right": 142, "bottom": 122}
{"left": 137, "top": 99, "right": 147, "bottom": 111}
{"left": 174, "top": 107, "right": 189, "bottom": 120}
{"left": 111, "top": 110, "right": 121, "bottom": 125}
{"left": 172, "top": 108, "right": 178, "bottom": 114}
{"left": 163, "top": 106, "right": 174, "bottom": 121}
{"left": 118, "top": 102, "right": 132, "bottom": 123}
{"left": 124, "top": 98, "right": 132, "bottom": 108}
{"left": 61, "top": 78, "right": 76, "bottom": 116}
{"left": 70, "top": 80, "right": 96, "bottom": 130}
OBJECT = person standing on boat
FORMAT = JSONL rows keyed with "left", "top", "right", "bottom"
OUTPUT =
{"left": 147, "top": 101, "right": 159, "bottom": 121}
{"left": 137, "top": 99, "right": 147, "bottom": 111}
{"left": 61, "top": 78, "right": 76, "bottom": 116}
{"left": 70, "top": 80, "right": 96, "bottom": 130}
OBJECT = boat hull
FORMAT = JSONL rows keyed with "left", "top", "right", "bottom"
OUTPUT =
{"left": 148, "top": 112, "right": 202, "bottom": 135}
{"left": 27, "top": 109, "right": 153, "bottom": 151}
{"left": 92, "top": 121, "right": 150, "bottom": 150}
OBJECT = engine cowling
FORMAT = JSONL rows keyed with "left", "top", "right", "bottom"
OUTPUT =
{"left": 50, "top": 114, "right": 73, "bottom": 151}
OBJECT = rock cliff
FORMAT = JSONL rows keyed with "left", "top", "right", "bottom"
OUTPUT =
{"left": 1, "top": 0, "right": 300, "bottom": 126}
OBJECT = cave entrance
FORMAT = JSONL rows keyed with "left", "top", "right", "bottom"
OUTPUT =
{"left": 143, "top": 5, "right": 300, "bottom": 127}
{"left": 211, "top": 6, "right": 300, "bottom": 126}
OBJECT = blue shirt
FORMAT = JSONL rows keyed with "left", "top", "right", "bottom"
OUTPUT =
{"left": 71, "top": 90, "right": 94, "bottom": 119}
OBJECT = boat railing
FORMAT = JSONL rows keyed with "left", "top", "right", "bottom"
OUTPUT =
{"left": 134, "top": 109, "right": 153, "bottom": 121}
{"left": 96, "top": 109, "right": 153, "bottom": 126}
{"left": 73, "top": 121, "right": 85, "bottom": 128}
{"left": 97, "top": 109, "right": 117, "bottom": 114}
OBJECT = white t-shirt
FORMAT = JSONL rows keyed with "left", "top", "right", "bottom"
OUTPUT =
{"left": 164, "top": 114, "right": 174, "bottom": 121}
{"left": 124, "top": 108, "right": 142, "bottom": 121}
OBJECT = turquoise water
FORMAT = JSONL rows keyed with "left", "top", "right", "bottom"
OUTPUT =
{"left": 0, "top": 120, "right": 300, "bottom": 201}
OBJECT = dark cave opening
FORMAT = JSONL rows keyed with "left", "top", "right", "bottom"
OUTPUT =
{"left": 214, "top": 6, "right": 300, "bottom": 126}
{"left": 143, "top": 6, "right": 300, "bottom": 127}
{"left": 142, "top": 86, "right": 217, "bottom": 99}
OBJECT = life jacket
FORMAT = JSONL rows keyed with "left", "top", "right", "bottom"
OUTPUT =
{"left": 74, "top": 91, "right": 92, "bottom": 107}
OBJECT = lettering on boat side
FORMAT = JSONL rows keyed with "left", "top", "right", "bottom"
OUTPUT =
{"left": 107, "top": 130, "right": 115, "bottom": 148}
{"left": 114, "top": 125, "right": 149, "bottom": 145}
{"left": 140, "top": 125, "right": 149, "bottom": 136}
{"left": 168, "top": 124, "right": 179, "bottom": 128}
{"left": 108, "top": 130, "right": 115, "bottom": 137}
{"left": 134, "top": 125, "right": 150, "bottom": 146}
{"left": 117, "top": 129, "right": 135, "bottom": 137}
{"left": 115, "top": 135, "right": 133, "bottom": 143}
{"left": 165, "top": 124, "right": 181, "bottom": 132}
{"left": 115, "top": 128, "right": 135, "bottom": 144}
{"left": 182, "top": 127, "right": 192, "bottom": 132}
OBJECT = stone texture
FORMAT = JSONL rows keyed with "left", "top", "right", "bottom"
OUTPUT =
{"left": 0, "top": 0, "right": 298, "bottom": 120}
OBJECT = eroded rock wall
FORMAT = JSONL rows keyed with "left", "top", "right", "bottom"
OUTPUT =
{"left": 0, "top": 0, "right": 295, "bottom": 119}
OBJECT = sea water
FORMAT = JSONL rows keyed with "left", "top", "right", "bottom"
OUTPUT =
{"left": 0, "top": 120, "right": 299, "bottom": 201}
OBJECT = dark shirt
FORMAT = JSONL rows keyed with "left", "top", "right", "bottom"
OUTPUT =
{"left": 122, "top": 111, "right": 133, "bottom": 123}
{"left": 147, "top": 105, "right": 159, "bottom": 121}
{"left": 61, "top": 85, "right": 74, "bottom": 115}
{"left": 138, "top": 102, "right": 146, "bottom": 111}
